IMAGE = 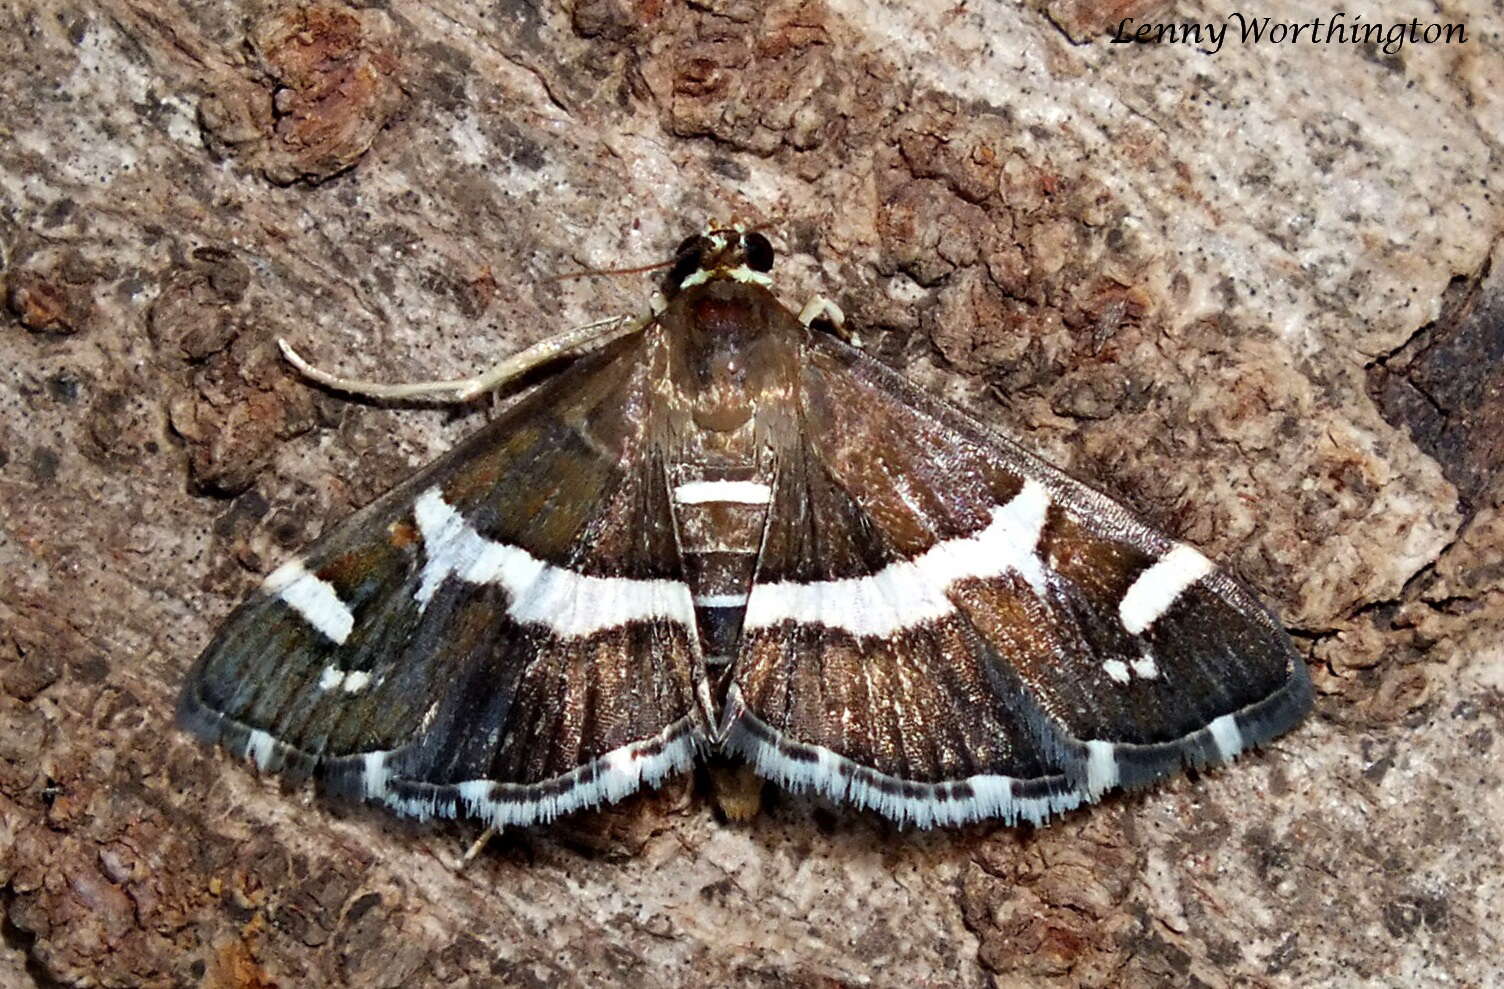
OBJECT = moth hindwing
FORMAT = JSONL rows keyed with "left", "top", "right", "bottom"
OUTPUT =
{"left": 180, "top": 225, "right": 1311, "bottom": 830}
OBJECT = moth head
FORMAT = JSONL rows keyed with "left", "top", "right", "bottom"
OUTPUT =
{"left": 664, "top": 227, "right": 776, "bottom": 296}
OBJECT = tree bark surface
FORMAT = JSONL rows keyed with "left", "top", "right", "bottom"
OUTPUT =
{"left": 1, "top": 1, "right": 1500, "bottom": 986}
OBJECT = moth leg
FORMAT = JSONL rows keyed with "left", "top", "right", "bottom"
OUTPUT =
{"left": 278, "top": 314, "right": 644, "bottom": 403}
{"left": 460, "top": 826, "right": 497, "bottom": 867}
{"left": 798, "top": 296, "right": 860, "bottom": 348}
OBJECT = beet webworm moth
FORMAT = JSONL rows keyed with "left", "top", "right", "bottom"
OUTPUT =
{"left": 178, "top": 226, "right": 1312, "bottom": 830}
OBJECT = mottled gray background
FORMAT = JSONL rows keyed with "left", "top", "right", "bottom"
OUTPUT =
{"left": 1, "top": 0, "right": 1500, "bottom": 985}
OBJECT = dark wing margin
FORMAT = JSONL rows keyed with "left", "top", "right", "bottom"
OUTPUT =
{"left": 179, "top": 332, "right": 713, "bottom": 827}
{"left": 720, "top": 330, "right": 1311, "bottom": 828}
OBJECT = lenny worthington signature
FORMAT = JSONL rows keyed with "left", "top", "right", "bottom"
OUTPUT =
{"left": 1112, "top": 12, "right": 1466, "bottom": 55}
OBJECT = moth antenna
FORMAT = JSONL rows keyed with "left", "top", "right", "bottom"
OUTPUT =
{"left": 542, "top": 259, "right": 677, "bottom": 284}
{"left": 739, "top": 219, "right": 776, "bottom": 237}
{"left": 278, "top": 313, "right": 642, "bottom": 404}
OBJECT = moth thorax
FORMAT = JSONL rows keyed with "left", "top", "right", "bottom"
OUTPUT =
{"left": 671, "top": 286, "right": 791, "bottom": 433}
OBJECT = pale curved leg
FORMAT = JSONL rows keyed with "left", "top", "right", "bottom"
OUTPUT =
{"left": 460, "top": 826, "right": 497, "bottom": 867}
{"left": 798, "top": 295, "right": 860, "bottom": 348}
{"left": 279, "top": 314, "right": 643, "bottom": 404}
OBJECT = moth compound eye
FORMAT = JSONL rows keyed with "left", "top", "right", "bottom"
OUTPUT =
{"left": 674, "top": 233, "right": 703, "bottom": 257}
{"left": 743, "top": 232, "right": 774, "bottom": 273}
{"left": 667, "top": 238, "right": 707, "bottom": 290}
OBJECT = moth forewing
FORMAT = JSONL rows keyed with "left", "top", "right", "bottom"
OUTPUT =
{"left": 180, "top": 333, "right": 710, "bottom": 829}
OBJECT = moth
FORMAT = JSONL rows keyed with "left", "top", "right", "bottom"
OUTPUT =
{"left": 178, "top": 225, "right": 1312, "bottom": 830}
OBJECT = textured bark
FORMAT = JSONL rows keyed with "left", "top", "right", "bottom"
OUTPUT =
{"left": 1, "top": 0, "right": 1501, "bottom": 986}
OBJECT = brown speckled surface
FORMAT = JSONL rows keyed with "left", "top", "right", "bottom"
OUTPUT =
{"left": 1, "top": 0, "right": 1500, "bottom": 985}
